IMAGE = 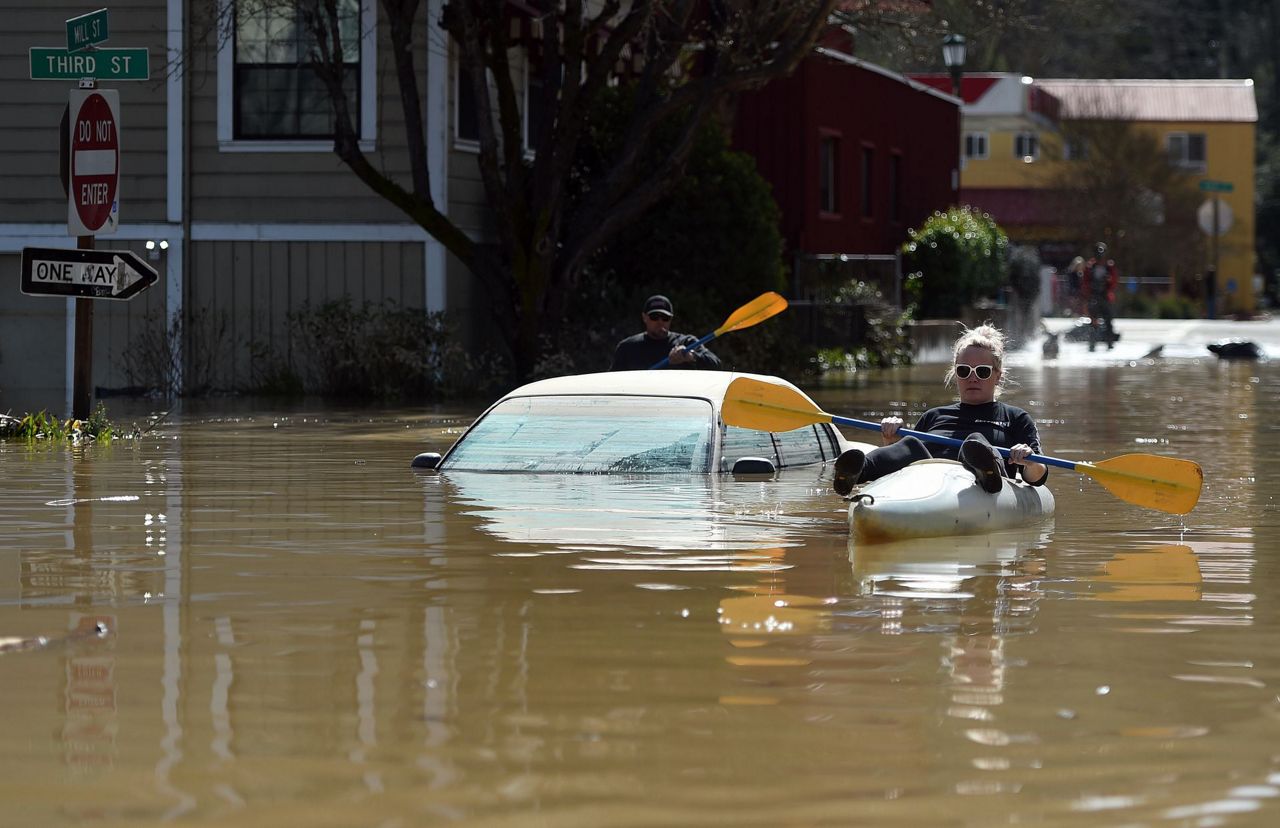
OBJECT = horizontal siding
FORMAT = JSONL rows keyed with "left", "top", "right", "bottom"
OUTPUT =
{"left": 182, "top": 239, "right": 424, "bottom": 392}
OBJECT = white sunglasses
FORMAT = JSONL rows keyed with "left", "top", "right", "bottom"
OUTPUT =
{"left": 954, "top": 363, "right": 994, "bottom": 380}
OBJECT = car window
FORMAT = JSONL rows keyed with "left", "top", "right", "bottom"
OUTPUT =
{"left": 721, "top": 425, "right": 777, "bottom": 471}
{"left": 441, "top": 395, "right": 715, "bottom": 473}
{"left": 774, "top": 424, "right": 827, "bottom": 467}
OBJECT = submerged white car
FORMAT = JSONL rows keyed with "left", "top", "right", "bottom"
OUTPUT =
{"left": 413, "top": 371, "right": 851, "bottom": 474}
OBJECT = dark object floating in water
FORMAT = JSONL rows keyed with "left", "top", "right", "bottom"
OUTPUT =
{"left": 1062, "top": 318, "right": 1120, "bottom": 344}
{"left": 1207, "top": 340, "right": 1262, "bottom": 360}
{"left": 1042, "top": 332, "right": 1060, "bottom": 359}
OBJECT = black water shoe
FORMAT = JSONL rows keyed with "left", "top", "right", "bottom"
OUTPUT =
{"left": 832, "top": 449, "right": 865, "bottom": 496}
{"left": 959, "top": 437, "right": 1004, "bottom": 494}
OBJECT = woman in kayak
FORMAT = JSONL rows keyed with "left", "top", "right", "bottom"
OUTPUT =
{"left": 833, "top": 323, "right": 1048, "bottom": 496}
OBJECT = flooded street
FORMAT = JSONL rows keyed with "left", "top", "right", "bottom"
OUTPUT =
{"left": 2, "top": 333, "right": 1280, "bottom": 826}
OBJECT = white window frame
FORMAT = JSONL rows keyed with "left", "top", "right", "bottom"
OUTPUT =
{"left": 963, "top": 131, "right": 989, "bottom": 160}
{"left": 1014, "top": 131, "right": 1039, "bottom": 162}
{"left": 454, "top": 48, "right": 538, "bottom": 153}
{"left": 1166, "top": 131, "right": 1207, "bottom": 171}
{"left": 216, "top": 0, "right": 378, "bottom": 153}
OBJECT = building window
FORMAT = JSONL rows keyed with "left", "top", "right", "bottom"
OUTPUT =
{"left": 860, "top": 145, "right": 874, "bottom": 218}
{"left": 889, "top": 152, "right": 902, "bottom": 223}
{"left": 217, "top": 0, "right": 377, "bottom": 151}
{"left": 1014, "top": 132, "right": 1039, "bottom": 162}
{"left": 455, "top": 50, "right": 547, "bottom": 152}
{"left": 963, "top": 132, "right": 988, "bottom": 160}
{"left": 1064, "top": 137, "right": 1088, "bottom": 160}
{"left": 1166, "top": 132, "right": 1207, "bottom": 170}
{"left": 234, "top": 0, "right": 360, "bottom": 138}
{"left": 819, "top": 134, "right": 840, "bottom": 214}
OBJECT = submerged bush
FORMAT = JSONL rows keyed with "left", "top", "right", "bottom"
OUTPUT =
{"left": 0, "top": 402, "right": 115, "bottom": 444}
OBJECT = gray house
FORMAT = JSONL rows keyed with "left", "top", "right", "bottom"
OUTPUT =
{"left": 1, "top": 0, "right": 491, "bottom": 411}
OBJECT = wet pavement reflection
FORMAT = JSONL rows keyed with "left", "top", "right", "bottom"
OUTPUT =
{"left": 1, "top": 351, "right": 1279, "bottom": 825}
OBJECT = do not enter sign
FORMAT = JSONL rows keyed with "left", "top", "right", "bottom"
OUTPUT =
{"left": 67, "top": 89, "right": 120, "bottom": 236}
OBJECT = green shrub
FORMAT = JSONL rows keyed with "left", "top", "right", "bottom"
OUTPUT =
{"left": 287, "top": 299, "right": 509, "bottom": 401}
{"left": 1155, "top": 294, "right": 1200, "bottom": 319}
{"left": 902, "top": 206, "right": 1009, "bottom": 319}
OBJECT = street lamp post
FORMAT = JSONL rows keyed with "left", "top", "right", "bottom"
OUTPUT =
{"left": 942, "top": 33, "right": 967, "bottom": 97}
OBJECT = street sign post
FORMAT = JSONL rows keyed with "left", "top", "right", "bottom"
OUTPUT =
{"left": 29, "top": 47, "right": 149, "bottom": 81}
{"left": 68, "top": 88, "right": 120, "bottom": 236}
{"left": 66, "top": 8, "right": 109, "bottom": 53}
{"left": 20, "top": 247, "right": 157, "bottom": 301}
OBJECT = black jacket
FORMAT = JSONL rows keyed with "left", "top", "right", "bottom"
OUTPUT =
{"left": 609, "top": 332, "right": 721, "bottom": 371}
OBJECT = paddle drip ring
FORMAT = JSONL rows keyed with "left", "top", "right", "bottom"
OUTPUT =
{"left": 850, "top": 493, "right": 875, "bottom": 505}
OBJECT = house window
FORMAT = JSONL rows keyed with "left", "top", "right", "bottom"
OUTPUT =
{"left": 1064, "top": 137, "right": 1088, "bottom": 160}
{"left": 1014, "top": 132, "right": 1039, "bottom": 162}
{"left": 819, "top": 134, "right": 840, "bottom": 214}
{"left": 217, "top": 0, "right": 377, "bottom": 151}
{"left": 234, "top": 0, "right": 361, "bottom": 138}
{"left": 889, "top": 152, "right": 902, "bottom": 223}
{"left": 860, "top": 146, "right": 874, "bottom": 218}
{"left": 1167, "top": 132, "right": 1207, "bottom": 169}
{"left": 963, "top": 132, "right": 988, "bottom": 160}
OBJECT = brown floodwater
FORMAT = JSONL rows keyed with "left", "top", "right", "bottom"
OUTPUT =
{"left": 2, "top": 353, "right": 1278, "bottom": 827}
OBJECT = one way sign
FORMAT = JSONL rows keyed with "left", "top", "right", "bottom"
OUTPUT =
{"left": 21, "top": 246, "right": 157, "bottom": 300}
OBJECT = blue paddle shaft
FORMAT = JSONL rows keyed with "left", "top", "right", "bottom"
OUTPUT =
{"left": 649, "top": 332, "right": 717, "bottom": 370}
{"left": 829, "top": 413, "right": 1076, "bottom": 472}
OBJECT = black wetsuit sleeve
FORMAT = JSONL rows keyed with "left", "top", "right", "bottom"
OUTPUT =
{"left": 1005, "top": 404, "right": 1048, "bottom": 486}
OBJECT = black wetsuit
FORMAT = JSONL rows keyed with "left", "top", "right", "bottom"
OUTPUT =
{"left": 861, "top": 400, "right": 1047, "bottom": 485}
{"left": 609, "top": 332, "right": 721, "bottom": 371}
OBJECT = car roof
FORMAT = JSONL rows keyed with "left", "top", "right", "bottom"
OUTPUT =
{"left": 496, "top": 370, "right": 807, "bottom": 411}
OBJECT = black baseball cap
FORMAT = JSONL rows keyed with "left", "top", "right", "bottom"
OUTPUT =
{"left": 644, "top": 295, "right": 674, "bottom": 318}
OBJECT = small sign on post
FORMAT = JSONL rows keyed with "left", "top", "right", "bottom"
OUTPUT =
{"left": 29, "top": 47, "right": 150, "bottom": 81}
{"left": 66, "top": 8, "right": 109, "bottom": 53}
{"left": 1198, "top": 179, "right": 1234, "bottom": 193}
{"left": 20, "top": 247, "right": 157, "bottom": 301}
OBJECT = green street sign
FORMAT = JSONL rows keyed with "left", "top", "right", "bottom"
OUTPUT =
{"left": 66, "top": 8, "right": 109, "bottom": 53}
{"left": 1199, "top": 179, "right": 1233, "bottom": 193}
{"left": 29, "top": 46, "right": 149, "bottom": 81}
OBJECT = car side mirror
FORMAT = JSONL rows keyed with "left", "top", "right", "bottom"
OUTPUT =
{"left": 411, "top": 452, "right": 442, "bottom": 470}
{"left": 731, "top": 456, "right": 776, "bottom": 476}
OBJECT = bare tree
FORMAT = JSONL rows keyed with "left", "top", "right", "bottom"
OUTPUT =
{"left": 251, "top": 0, "right": 866, "bottom": 380}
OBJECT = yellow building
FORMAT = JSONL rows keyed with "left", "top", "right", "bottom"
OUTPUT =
{"left": 947, "top": 75, "right": 1258, "bottom": 315}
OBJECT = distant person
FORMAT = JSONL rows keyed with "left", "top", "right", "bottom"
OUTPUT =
{"left": 1082, "top": 242, "right": 1118, "bottom": 351}
{"left": 1065, "top": 256, "right": 1086, "bottom": 316}
{"left": 832, "top": 323, "right": 1048, "bottom": 496}
{"left": 609, "top": 295, "right": 722, "bottom": 371}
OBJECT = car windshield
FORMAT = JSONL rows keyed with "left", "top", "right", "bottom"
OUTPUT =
{"left": 441, "top": 394, "right": 716, "bottom": 473}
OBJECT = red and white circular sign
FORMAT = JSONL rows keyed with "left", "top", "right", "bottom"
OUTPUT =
{"left": 69, "top": 90, "right": 120, "bottom": 234}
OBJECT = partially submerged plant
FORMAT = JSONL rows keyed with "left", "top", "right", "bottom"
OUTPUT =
{"left": 0, "top": 402, "right": 115, "bottom": 444}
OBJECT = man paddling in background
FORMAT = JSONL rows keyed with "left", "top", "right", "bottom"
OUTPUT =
{"left": 609, "top": 295, "right": 722, "bottom": 371}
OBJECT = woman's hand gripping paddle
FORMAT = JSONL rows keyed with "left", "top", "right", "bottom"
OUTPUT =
{"left": 722, "top": 377, "right": 1203, "bottom": 515}
{"left": 650, "top": 292, "right": 788, "bottom": 369}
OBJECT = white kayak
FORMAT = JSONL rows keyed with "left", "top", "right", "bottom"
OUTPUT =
{"left": 848, "top": 458, "right": 1055, "bottom": 544}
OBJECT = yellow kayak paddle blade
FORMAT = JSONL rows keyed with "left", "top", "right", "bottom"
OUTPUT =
{"left": 1080, "top": 454, "right": 1204, "bottom": 515}
{"left": 715, "top": 292, "right": 788, "bottom": 337}
{"left": 722, "top": 377, "right": 829, "bottom": 433}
